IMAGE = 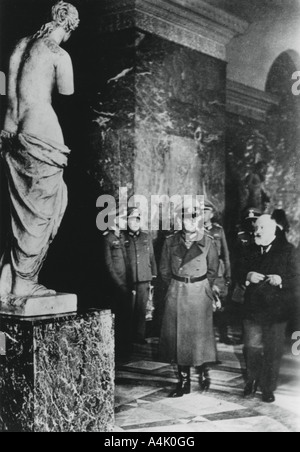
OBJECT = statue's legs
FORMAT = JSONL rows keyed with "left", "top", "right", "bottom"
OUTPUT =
{"left": 0, "top": 131, "right": 70, "bottom": 298}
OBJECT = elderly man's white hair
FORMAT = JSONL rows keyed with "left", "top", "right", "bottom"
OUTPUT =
{"left": 35, "top": 2, "right": 80, "bottom": 39}
{"left": 256, "top": 214, "right": 277, "bottom": 233}
{"left": 255, "top": 214, "right": 277, "bottom": 246}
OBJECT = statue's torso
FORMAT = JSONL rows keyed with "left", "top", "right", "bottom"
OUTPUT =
{"left": 5, "top": 37, "right": 73, "bottom": 144}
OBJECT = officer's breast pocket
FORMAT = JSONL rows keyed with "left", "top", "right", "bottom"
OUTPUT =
{"left": 143, "top": 240, "right": 150, "bottom": 251}
{"left": 111, "top": 244, "right": 123, "bottom": 259}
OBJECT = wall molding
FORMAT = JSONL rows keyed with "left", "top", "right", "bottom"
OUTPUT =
{"left": 226, "top": 80, "right": 280, "bottom": 121}
{"left": 96, "top": 0, "right": 249, "bottom": 61}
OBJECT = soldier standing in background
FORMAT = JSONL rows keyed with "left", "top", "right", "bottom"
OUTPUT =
{"left": 232, "top": 208, "right": 262, "bottom": 304}
{"left": 204, "top": 200, "right": 233, "bottom": 345}
{"left": 103, "top": 208, "right": 131, "bottom": 362}
{"left": 125, "top": 208, "right": 157, "bottom": 345}
{"left": 236, "top": 208, "right": 262, "bottom": 256}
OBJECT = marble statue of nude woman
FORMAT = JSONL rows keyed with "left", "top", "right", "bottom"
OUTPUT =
{"left": 0, "top": 2, "right": 80, "bottom": 298}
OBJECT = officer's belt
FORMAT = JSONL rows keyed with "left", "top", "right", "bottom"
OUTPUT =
{"left": 172, "top": 274, "right": 207, "bottom": 284}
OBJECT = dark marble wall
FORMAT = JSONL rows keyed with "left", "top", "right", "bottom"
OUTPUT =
{"left": 135, "top": 35, "right": 226, "bottom": 219}
{"left": 0, "top": 310, "right": 114, "bottom": 432}
{"left": 89, "top": 31, "right": 227, "bottom": 223}
{"left": 226, "top": 52, "right": 300, "bottom": 246}
{"left": 88, "top": 30, "right": 136, "bottom": 200}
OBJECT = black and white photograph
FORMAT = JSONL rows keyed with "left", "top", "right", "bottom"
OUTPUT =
{"left": 0, "top": 0, "right": 299, "bottom": 434}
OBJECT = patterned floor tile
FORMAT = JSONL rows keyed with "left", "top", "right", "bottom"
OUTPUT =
{"left": 113, "top": 426, "right": 125, "bottom": 432}
{"left": 116, "top": 407, "right": 174, "bottom": 428}
{"left": 212, "top": 415, "right": 290, "bottom": 432}
{"left": 115, "top": 385, "right": 162, "bottom": 407}
{"left": 123, "top": 361, "right": 168, "bottom": 371}
{"left": 128, "top": 421, "right": 220, "bottom": 433}
{"left": 210, "top": 370, "right": 243, "bottom": 383}
{"left": 160, "top": 393, "right": 246, "bottom": 417}
{"left": 274, "top": 394, "right": 300, "bottom": 417}
{"left": 143, "top": 401, "right": 196, "bottom": 420}
{"left": 137, "top": 399, "right": 151, "bottom": 405}
{"left": 217, "top": 360, "right": 245, "bottom": 370}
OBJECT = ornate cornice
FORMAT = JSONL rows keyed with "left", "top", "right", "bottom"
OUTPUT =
{"left": 96, "top": 0, "right": 249, "bottom": 61}
{"left": 226, "top": 80, "right": 279, "bottom": 122}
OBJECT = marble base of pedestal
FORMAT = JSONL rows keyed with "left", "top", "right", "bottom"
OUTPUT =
{"left": 0, "top": 309, "right": 114, "bottom": 432}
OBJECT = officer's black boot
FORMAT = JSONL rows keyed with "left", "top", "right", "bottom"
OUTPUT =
{"left": 198, "top": 365, "right": 211, "bottom": 392}
{"left": 262, "top": 392, "right": 275, "bottom": 403}
{"left": 169, "top": 366, "right": 191, "bottom": 398}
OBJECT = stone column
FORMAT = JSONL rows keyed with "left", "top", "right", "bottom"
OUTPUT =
{"left": 0, "top": 309, "right": 114, "bottom": 432}
{"left": 89, "top": 0, "right": 248, "bottom": 218}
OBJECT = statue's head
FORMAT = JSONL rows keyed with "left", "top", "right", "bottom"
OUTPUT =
{"left": 52, "top": 2, "right": 80, "bottom": 40}
{"left": 35, "top": 1, "right": 80, "bottom": 40}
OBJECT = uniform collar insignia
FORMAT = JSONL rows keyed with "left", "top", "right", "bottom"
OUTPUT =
{"left": 129, "top": 230, "right": 141, "bottom": 237}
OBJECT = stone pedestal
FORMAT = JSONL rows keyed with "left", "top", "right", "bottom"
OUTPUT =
{"left": 0, "top": 293, "right": 77, "bottom": 317}
{"left": 0, "top": 309, "right": 114, "bottom": 432}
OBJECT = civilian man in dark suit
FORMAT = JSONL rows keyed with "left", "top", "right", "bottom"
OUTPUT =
{"left": 125, "top": 207, "right": 157, "bottom": 344}
{"left": 239, "top": 215, "right": 299, "bottom": 403}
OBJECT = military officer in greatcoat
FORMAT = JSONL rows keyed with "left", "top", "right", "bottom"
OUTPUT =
{"left": 159, "top": 202, "right": 219, "bottom": 398}
{"left": 204, "top": 200, "right": 233, "bottom": 345}
{"left": 125, "top": 207, "right": 158, "bottom": 344}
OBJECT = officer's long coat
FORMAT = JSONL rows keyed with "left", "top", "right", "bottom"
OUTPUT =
{"left": 103, "top": 230, "right": 128, "bottom": 292}
{"left": 159, "top": 232, "right": 219, "bottom": 367}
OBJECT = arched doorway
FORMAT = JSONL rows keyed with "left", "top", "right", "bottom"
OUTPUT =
{"left": 264, "top": 50, "right": 300, "bottom": 246}
{"left": 225, "top": 48, "right": 300, "bottom": 247}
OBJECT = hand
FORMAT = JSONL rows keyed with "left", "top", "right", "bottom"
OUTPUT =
{"left": 247, "top": 272, "right": 265, "bottom": 284}
{"left": 215, "top": 298, "right": 222, "bottom": 311}
{"left": 225, "top": 277, "right": 232, "bottom": 287}
{"left": 212, "top": 285, "right": 220, "bottom": 296}
{"left": 266, "top": 275, "right": 282, "bottom": 287}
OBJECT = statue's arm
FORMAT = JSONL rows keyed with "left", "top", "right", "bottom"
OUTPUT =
{"left": 55, "top": 52, "right": 75, "bottom": 96}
